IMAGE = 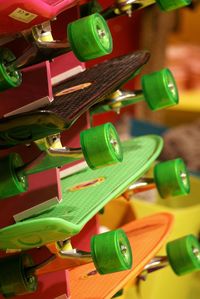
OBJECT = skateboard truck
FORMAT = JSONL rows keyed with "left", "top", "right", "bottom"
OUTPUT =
{"left": 91, "top": 68, "right": 179, "bottom": 115}
{"left": 0, "top": 13, "right": 113, "bottom": 91}
{"left": 0, "top": 123, "right": 123, "bottom": 199}
{"left": 57, "top": 229, "right": 133, "bottom": 275}
{"left": 81, "top": 0, "right": 191, "bottom": 20}
{"left": 124, "top": 158, "right": 190, "bottom": 199}
{"left": 0, "top": 230, "right": 132, "bottom": 297}
{"left": 138, "top": 234, "right": 200, "bottom": 281}
{"left": 28, "top": 122, "right": 122, "bottom": 173}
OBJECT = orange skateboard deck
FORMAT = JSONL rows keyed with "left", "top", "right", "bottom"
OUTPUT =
{"left": 68, "top": 212, "right": 174, "bottom": 299}
{"left": 37, "top": 212, "right": 173, "bottom": 297}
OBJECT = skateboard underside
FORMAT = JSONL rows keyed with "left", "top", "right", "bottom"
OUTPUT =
{"left": 0, "top": 51, "right": 150, "bottom": 146}
{"left": 51, "top": 50, "right": 150, "bottom": 122}
{"left": 0, "top": 135, "right": 163, "bottom": 250}
{"left": 69, "top": 212, "right": 174, "bottom": 299}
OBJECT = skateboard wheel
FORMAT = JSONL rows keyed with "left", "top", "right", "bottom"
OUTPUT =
{"left": 142, "top": 68, "right": 178, "bottom": 111}
{"left": 0, "top": 48, "right": 22, "bottom": 91}
{"left": 154, "top": 158, "right": 190, "bottom": 198}
{"left": 67, "top": 13, "right": 113, "bottom": 61}
{"left": 156, "top": 0, "right": 191, "bottom": 11}
{"left": 91, "top": 229, "right": 132, "bottom": 274}
{"left": 80, "top": 123, "right": 123, "bottom": 169}
{"left": 0, "top": 253, "right": 37, "bottom": 297}
{"left": 0, "top": 153, "right": 28, "bottom": 199}
{"left": 166, "top": 235, "right": 200, "bottom": 276}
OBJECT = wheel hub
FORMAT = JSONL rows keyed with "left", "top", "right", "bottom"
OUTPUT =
{"left": 168, "top": 81, "right": 176, "bottom": 97}
{"left": 97, "top": 28, "right": 106, "bottom": 39}
{"left": 180, "top": 171, "right": 188, "bottom": 188}
{"left": 192, "top": 247, "right": 200, "bottom": 261}
{"left": 120, "top": 244, "right": 127, "bottom": 255}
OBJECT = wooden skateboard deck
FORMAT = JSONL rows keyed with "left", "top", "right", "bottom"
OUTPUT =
{"left": 0, "top": 50, "right": 150, "bottom": 148}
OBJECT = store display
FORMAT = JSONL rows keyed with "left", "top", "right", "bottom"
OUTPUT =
{"left": 0, "top": 1, "right": 199, "bottom": 298}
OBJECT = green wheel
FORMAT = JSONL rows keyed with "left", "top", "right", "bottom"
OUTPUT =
{"left": 142, "top": 68, "right": 179, "bottom": 111}
{"left": 0, "top": 254, "right": 37, "bottom": 297}
{"left": 91, "top": 229, "right": 132, "bottom": 274}
{"left": 67, "top": 13, "right": 113, "bottom": 61}
{"left": 0, "top": 48, "right": 22, "bottom": 91}
{"left": 167, "top": 235, "right": 200, "bottom": 276}
{"left": 80, "top": 123, "right": 123, "bottom": 169}
{"left": 154, "top": 158, "right": 190, "bottom": 198}
{"left": 156, "top": 0, "right": 191, "bottom": 11}
{"left": 0, "top": 153, "right": 28, "bottom": 199}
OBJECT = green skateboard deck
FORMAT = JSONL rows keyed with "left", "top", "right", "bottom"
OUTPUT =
{"left": 0, "top": 135, "right": 163, "bottom": 250}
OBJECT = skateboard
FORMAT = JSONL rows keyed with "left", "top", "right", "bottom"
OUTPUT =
{"left": 0, "top": 50, "right": 180, "bottom": 148}
{"left": 0, "top": 135, "right": 190, "bottom": 250}
{"left": 0, "top": 212, "right": 173, "bottom": 298}
{"left": 0, "top": 137, "right": 166, "bottom": 296}
{"left": 68, "top": 224, "right": 200, "bottom": 299}
{"left": 80, "top": 0, "right": 192, "bottom": 20}
{"left": 0, "top": 13, "right": 113, "bottom": 91}
{"left": 0, "top": 51, "right": 150, "bottom": 145}
{"left": 0, "top": 49, "right": 179, "bottom": 199}
{"left": 6, "top": 213, "right": 176, "bottom": 298}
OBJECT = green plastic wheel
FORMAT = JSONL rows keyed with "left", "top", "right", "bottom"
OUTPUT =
{"left": 0, "top": 254, "right": 37, "bottom": 297}
{"left": 142, "top": 68, "right": 179, "bottom": 111}
{"left": 67, "top": 13, "right": 113, "bottom": 61}
{"left": 91, "top": 229, "right": 132, "bottom": 274}
{"left": 156, "top": 0, "right": 191, "bottom": 11}
{"left": 0, "top": 48, "right": 22, "bottom": 91}
{"left": 167, "top": 235, "right": 200, "bottom": 276}
{"left": 80, "top": 123, "right": 123, "bottom": 169}
{"left": 0, "top": 153, "right": 28, "bottom": 200}
{"left": 154, "top": 158, "right": 190, "bottom": 198}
